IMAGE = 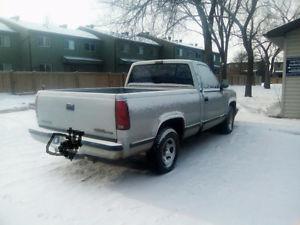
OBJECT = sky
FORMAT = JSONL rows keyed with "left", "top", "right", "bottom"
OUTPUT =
{"left": 0, "top": 0, "right": 103, "bottom": 28}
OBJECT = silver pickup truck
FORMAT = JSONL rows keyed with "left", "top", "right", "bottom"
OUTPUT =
{"left": 29, "top": 59, "right": 237, "bottom": 173}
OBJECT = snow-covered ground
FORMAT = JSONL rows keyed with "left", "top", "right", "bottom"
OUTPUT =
{"left": 231, "top": 84, "right": 282, "bottom": 117}
{"left": 0, "top": 93, "right": 35, "bottom": 113}
{"left": 0, "top": 85, "right": 300, "bottom": 225}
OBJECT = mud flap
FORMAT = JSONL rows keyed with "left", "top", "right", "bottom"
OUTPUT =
{"left": 46, "top": 128, "right": 85, "bottom": 160}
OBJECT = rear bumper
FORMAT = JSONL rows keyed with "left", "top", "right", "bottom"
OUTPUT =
{"left": 29, "top": 127, "right": 124, "bottom": 160}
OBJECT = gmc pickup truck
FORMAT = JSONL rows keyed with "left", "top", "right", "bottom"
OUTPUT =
{"left": 29, "top": 59, "right": 237, "bottom": 174}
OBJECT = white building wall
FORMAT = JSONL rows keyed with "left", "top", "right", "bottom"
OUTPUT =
{"left": 282, "top": 29, "right": 300, "bottom": 118}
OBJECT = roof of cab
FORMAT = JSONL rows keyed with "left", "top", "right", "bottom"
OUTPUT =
{"left": 131, "top": 59, "right": 207, "bottom": 66}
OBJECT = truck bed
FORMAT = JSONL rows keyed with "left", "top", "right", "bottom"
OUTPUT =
{"left": 36, "top": 87, "right": 172, "bottom": 142}
{"left": 56, "top": 87, "right": 164, "bottom": 94}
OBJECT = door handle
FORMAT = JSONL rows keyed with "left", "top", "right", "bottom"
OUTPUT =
{"left": 204, "top": 96, "right": 209, "bottom": 102}
{"left": 66, "top": 103, "right": 75, "bottom": 111}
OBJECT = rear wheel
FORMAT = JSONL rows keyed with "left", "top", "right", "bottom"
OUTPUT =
{"left": 148, "top": 127, "right": 179, "bottom": 174}
{"left": 218, "top": 106, "right": 235, "bottom": 134}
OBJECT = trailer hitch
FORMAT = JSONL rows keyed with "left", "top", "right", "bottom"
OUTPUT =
{"left": 46, "top": 128, "right": 85, "bottom": 160}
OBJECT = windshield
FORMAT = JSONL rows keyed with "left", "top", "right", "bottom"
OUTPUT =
{"left": 128, "top": 63, "right": 194, "bottom": 85}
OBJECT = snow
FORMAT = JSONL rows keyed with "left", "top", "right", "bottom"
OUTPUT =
{"left": 85, "top": 28, "right": 160, "bottom": 45}
{"left": 1, "top": 84, "right": 300, "bottom": 225}
{"left": 0, "top": 22, "right": 15, "bottom": 32}
{"left": 63, "top": 56, "right": 103, "bottom": 63}
{"left": 0, "top": 93, "right": 35, "bottom": 113}
{"left": 230, "top": 84, "right": 283, "bottom": 117}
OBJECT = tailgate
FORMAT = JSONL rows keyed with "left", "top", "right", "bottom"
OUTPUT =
{"left": 36, "top": 90, "right": 117, "bottom": 141}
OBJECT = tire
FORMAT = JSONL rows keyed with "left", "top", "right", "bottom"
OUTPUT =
{"left": 148, "top": 127, "right": 179, "bottom": 174}
{"left": 218, "top": 106, "right": 235, "bottom": 134}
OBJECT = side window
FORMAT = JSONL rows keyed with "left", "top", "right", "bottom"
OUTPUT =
{"left": 39, "top": 64, "right": 52, "bottom": 72}
{"left": 196, "top": 64, "right": 220, "bottom": 89}
{"left": 84, "top": 42, "right": 95, "bottom": 51}
{"left": 65, "top": 40, "right": 75, "bottom": 50}
{"left": 0, "top": 35, "right": 11, "bottom": 47}
{"left": 175, "top": 64, "right": 193, "bottom": 85}
{"left": 0, "top": 63, "right": 13, "bottom": 71}
{"left": 138, "top": 46, "right": 144, "bottom": 55}
{"left": 38, "top": 36, "right": 51, "bottom": 47}
{"left": 122, "top": 43, "right": 130, "bottom": 53}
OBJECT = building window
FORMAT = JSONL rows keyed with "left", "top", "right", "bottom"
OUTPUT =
{"left": 188, "top": 50, "right": 194, "bottom": 58}
{"left": 122, "top": 43, "right": 130, "bottom": 53}
{"left": 39, "top": 64, "right": 52, "bottom": 72}
{"left": 65, "top": 40, "right": 75, "bottom": 50}
{"left": 138, "top": 46, "right": 144, "bottom": 55}
{"left": 151, "top": 48, "right": 156, "bottom": 57}
{"left": 38, "top": 36, "right": 51, "bottom": 47}
{"left": 177, "top": 48, "right": 183, "bottom": 57}
{"left": 85, "top": 42, "right": 95, "bottom": 51}
{"left": 0, "top": 63, "right": 12, "bottom": 71}
{"left": 0, "top": 35, "right": 11, "bottom": 47}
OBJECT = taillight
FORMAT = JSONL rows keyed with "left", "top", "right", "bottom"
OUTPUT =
{"left": 115, "top": 100, "right": 130, "bottom": 130}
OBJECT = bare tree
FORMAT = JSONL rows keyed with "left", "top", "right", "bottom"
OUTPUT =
{"left": 254, "top": 0, "right": 300, "bottom": 89}
{"left": 183, "top": 0, "right": 239, "bottom": 79}
{"left": 105, "top": 0, "right": 219, "bottom": 70}
{"left": 192, "top": 0, "right": 216, "bottom": 71}
{"left": 211, "top": 0, "right": 239, "bottom": 80}
{"left": 254, "top": 39, "right": 281, "bottom": 89}
{"left": 219, "top": 0, "right": 261, "bottom": 97}
{"left": 104, "top": 0, "right": 241, "bottom": 80}
{"left": 232, "top": 50, "right": 248, "bottom": 63}
{"left": 231, "top": 50, "right": 248, "bottom": 74}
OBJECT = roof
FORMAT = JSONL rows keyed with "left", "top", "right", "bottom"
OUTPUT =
{"left": 138, "top": 33, "right": 205, "bottom": 51}
{"left": 63, "top": 56, "right": 103, "bottom": 64}
{"left": 0, "top": 18, "right": 99, "bottom": 40}
{"left": 0, "top": 22, "right": 15, "bottom": 33}
{"left": 81, "top": 27, "right": 159, "bottom": 46}
{"left": 132, "top": 59, "right": 207, "bottom": 66}
{"left": 167, "top": 40, "right": 204, "bottom": 51}
{"left": 120, "top": 58, "right": 142, "bottom": 64}
{"left": 265, "top": 18, "right": 300, "bottom": 38}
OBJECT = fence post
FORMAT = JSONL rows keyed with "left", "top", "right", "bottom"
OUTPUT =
{"left": 122, "top": 72, "right": 126, "bottom": 85}
{"left": 75, "top": 71, "right": 80, "bottom": 88}
{"left": 31, "top": 71, "right": 37, "bottom": 93}
{"left": 108, "top": 72, "right": 111, "bottom": 87}
{"left": 9, "top": 71, "right": 15, "bottom": 94}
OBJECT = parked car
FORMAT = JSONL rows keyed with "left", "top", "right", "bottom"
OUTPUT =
{"left": 29, "top": 59, "right": 237, "bottom": 173}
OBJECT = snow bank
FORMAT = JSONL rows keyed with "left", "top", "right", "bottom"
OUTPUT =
{"left": 230, "top": 84, "right": 282, "bottom": 117}
{"left": 0, "top": 93, "right": 35, "bottom": 113}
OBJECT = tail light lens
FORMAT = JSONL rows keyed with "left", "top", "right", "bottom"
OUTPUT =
{"left": 115, "top": 100, "right": 130, "bottom": 130}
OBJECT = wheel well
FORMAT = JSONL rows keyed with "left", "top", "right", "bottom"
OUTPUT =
{"left": 229, "top": 101, "right": 236, "bottom": 110}
{"left": 158, "top": 118, "right": 185, "bottom": 140}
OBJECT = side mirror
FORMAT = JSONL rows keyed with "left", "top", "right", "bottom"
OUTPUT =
{"left": 220, "top": 80, "right": 229, "bottom": 89}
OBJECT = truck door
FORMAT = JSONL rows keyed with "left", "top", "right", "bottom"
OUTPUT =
{"left": 195, "top": 64, "right": 227, "bottom": 126}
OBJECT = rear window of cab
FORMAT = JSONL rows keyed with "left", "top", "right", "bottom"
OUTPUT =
{"left": 128, "top": 63, "right": 194, "bottom": 85}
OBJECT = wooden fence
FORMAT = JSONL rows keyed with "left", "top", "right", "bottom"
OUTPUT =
{"left": 0, "top": 71, "right": 282, "bottom": 94}
{"left": 0, "top": 71, "right": 127, "bottom": 94}
{"left": 227, "top": 75, "right": 261, "bottom": 85}
{"left": 226, "top": 75, "right": 281, "bottom": 85}
{"left": 270, "top": 77, "right": 282, "bottom": 84}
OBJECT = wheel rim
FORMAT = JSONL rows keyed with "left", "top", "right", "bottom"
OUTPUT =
{"left": 162, "top": 137, "right": 176, "bottom": 168}
{"left": 228, "top": 110, "right": 234, "bottom": 131}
